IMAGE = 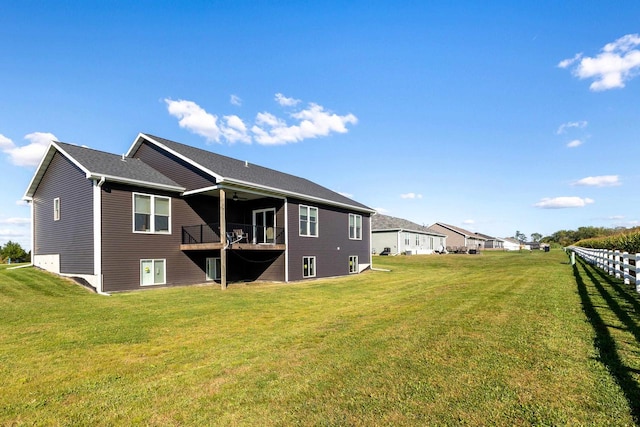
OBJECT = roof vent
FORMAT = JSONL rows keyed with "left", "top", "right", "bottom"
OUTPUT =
{"left": 121, "top": 154, "right": 126, "bottom": 161}
{"left": 245, "top": 160, "right": 249, "bottom": 167}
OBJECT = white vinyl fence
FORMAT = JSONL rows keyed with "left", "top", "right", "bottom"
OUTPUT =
{"left": 569, "top": 246, "right": 640, "bottom": 293}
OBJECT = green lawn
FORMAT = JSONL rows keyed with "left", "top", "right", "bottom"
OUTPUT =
{"left": 1, "top": 251, "right": 639, "bottom": 425}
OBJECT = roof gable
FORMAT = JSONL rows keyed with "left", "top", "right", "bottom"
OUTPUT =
{"left": 430, "top": 222, "right": 486, "bottom": 240}
{"left": 129, "top": 133, "right": 374, "bottom": 212}
{"left": 24, "top": 141, "right": 184, "bottom": 198}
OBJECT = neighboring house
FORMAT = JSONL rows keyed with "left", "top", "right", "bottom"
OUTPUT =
{"left": 24, "top": 133, "right": 375, "bottom": 293}
{"left": 372, "top": 214, "right": 447, "bottom": 255}
{"left": 475, "top": 233, "right": 504, "bottom": 249}
{"left": 502, "top": 238, "right": 522, "bottom": 251}
{"left": 428, "top": 222, "right": 486, "bottom": 252}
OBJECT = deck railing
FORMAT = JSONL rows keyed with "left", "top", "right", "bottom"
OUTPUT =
{"left": 182, "top": 222, "right": 285, "bottom": 245}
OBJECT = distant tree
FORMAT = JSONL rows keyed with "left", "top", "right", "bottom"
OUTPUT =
{"left": 514, "top": 231, "right": 527, "bottom": 243}
{"left": 1, "top": 241, "right": 28, "bottom": 263}
{"left": 530, "top": 233, "right": 543, "bottom": 243}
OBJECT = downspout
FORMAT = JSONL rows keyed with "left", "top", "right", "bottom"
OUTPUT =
{"left": 94, "top": 176, "right": 108, "bottom": 295}
{"left": 28, "top": 197, "right": 34, "bottom": 266}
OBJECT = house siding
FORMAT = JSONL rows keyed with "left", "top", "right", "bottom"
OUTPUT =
{"left": 32, "top": 152, "right": 94, "bottom": 275}
{"left": 372, "top": 231, "right": 445, "bottom": 255}
{"left": 429, "top": 223, "right": 465, "bottom": 248}
{"left": 101, "top": 183, "right": 207, "bottom": 292}
{"left": 287, "top": 198, "right": 371, "bottom": 281}
{"left": 132, "top": 141, "right": 216, "bottom": 191}
{"left": 372, "top": 231, "right": 399, "bottom": 255}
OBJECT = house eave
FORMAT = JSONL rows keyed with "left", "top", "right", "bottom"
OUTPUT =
{"left": 222, "top": 178, "right": 376, "bottom": 214}
{"left": 87, "top": 174, "right": 186, "bottom": 193}
{"left": 24, "top": 141, "right": 91, "bottom": 199}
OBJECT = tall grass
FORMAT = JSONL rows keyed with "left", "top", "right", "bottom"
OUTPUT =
{"left": 1, "top": 251, "right": 638, "bottom": 425}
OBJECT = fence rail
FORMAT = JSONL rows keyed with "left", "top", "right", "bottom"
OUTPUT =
{"left": 569, "top": 246, "right": 640, "bottom": 293}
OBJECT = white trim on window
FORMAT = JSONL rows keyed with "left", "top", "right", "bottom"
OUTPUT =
{"left": 299, "top": 205, "right": 318, "bottom": 237}
{"left": 53, "top": 197, "right": 60, "bottom": 221}
{"left": 349, "top": 255, "right": 359, "bottom": 274}
{"left": 303, "top": 256, "right": 316, "bottom": 278}
{"left": 133, "top": 192, "right": 171, "bottom": 234}
{"left": 140, "top": 259, "right": 166, "bottom": 286}
{"left": 349, "top": 213, "right": 362, "bottom": 240}
{"left": 206, "top": 257, "right": 221, "bottom": 281}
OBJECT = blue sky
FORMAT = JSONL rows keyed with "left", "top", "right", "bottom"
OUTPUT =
{"left": 2, "top": 1, "right": 640, "bottom": 251}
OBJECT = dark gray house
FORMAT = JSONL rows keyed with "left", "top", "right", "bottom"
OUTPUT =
{"left": 24, "top": 133, "right": 375, "bottom": 293}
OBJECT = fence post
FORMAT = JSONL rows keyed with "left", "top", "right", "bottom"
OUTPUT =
{"left": 614, "top": 250, "right": 621, "bottom": 279}
{"left": 607, "top": 250, "right": 613, "bottom": 276}
{"left": 623, "top": 252, "right": 630, "bottom": 285}
{"left": 636, "top": 254, "right": 640, "bottom": 294}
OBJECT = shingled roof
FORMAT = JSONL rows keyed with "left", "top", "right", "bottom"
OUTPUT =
{"left": 372, "top": 214, "right": 446, "bottom": 236}
{"left": 129, "top": 134, "right": 373, "bottom": 212}
{"left": 24, "top": 141, "right": 184, "bottom": 198}
{"left": 429, "top": 222, "right": 487, "bottom": 240}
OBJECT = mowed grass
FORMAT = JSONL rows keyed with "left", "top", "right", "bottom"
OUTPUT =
{"left": 1, "top": 250, "right": 639, "bottom": 425}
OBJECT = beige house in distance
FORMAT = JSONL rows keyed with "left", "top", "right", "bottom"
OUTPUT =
{"left": 428, "top": 222, "right": 486, "bottom": 253}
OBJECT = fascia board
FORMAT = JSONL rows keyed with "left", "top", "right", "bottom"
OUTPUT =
{"left": 23, "top": 141, "right": 91, "bottom": 199}
{"left": 88, "top": 174, "right": 186, "bottom": 193}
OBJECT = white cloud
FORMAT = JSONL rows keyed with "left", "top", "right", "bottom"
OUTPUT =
{"left": 556, "top": 120, "right": 588, "bottom": 134}
{"left": 0, "top": 217, "right": 30, "bottom": 225}
{"left": 251, "top": 102, "right": 357, "bottom": 145}
{"left": 0, "top": 134, "right": 13, "bottom": 150}
{"left": 230, "top": 94, "right": 242, "bottom": 106}
{"left": 220, "top": 115, "right": 251, "bottom": 144}
{"left": 462, "top": 219, "right": 475, "bottom": 225}
{"left": 400, "top": 193, "right": 423, "bottom": 199}
{"left": 167, "top": 95, "right": 357, "bottom": 146}
{"left": 559, "top": 34, "right": 640, "bottom": 91}
{"left": 275, "top": 93, "right": 301, "bottom": 107}
{"left": 16, "top": 200, "right": 29, "bottom": 206}
{"left": 608, "top": 215, "right": 625, "bottom": 220}
{"left": 567, "top": 139, "right": 583, "bottom": 148}
{"left": 571, "top": 175, "right": 620, "bottom": 187}
{"left": 558, "top": 53, "right": 583, "bottom": 69}
{"left": 165, "top": 99, "right": 221, "bottom": 143}
{"left": 0, "top": 132, "right": 57, "bottom": 167}
{"left": 374, "top": 207, "right": 389, "bottom": 214}
{"left": 534, "top": 196, "right": 595, "bottom": 209}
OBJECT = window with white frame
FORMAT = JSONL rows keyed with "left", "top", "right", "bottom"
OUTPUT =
{"left": 415, "top": 234, "right": 420, "bottom": 246}
{"left": 303, "top": 256, "right": 316, "bottom": 278}
{"left": 133, "top": 193, "right": 171, "bottom": 233}
{"left": 349, "top": 255, "right": 359, "bottom": 274}
{"left": 349, "top": 213, "right": 362, "bottom": 240}
{"left": 206, "top": 257, "right": 221, "bottom": 281}
{"left": 404, "top": 232, "right": 410, "bottom": 246}
{"left": 53, "top": 197, "right": 60, "bottom": 221}
{"left": 299, "top": 205, "right": 318, "bottom": 237}
{"left": 140, "top": 259, "right": 166, "bottom": 286}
